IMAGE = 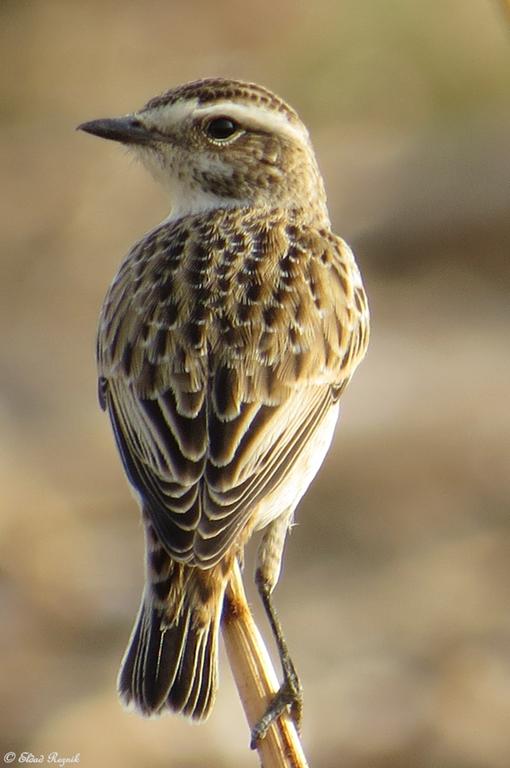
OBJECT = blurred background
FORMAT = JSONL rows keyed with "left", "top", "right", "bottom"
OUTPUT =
{"left": 1, "top": 1, "right": 509, "bottom": 766}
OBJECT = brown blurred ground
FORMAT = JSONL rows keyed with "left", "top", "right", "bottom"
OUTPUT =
{"left": 1, "top": 2, "right": 509, "bottom": 766}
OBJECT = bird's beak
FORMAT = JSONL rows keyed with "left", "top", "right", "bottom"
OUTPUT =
{"left": 77, "top": 116, "right": 153, "bottom": 145}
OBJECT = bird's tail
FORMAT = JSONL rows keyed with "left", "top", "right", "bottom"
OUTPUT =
{"left": 118, "top": 532, "right": 226, "bottom": 720}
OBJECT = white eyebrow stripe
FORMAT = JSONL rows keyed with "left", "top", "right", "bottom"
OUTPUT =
{"left": 193, "top": 101, "right": 309, "bottom": 144}
{"left": 139, "top": 98, "right": 199, "bottom": 126}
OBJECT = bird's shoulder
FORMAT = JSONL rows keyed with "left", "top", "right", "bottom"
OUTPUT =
{"left": 97, "top": 207, "right": 368, "bottom": 403}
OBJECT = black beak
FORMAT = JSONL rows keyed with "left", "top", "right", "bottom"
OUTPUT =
{"left": 77, "top": 116, "right": 153, "bottom": 145}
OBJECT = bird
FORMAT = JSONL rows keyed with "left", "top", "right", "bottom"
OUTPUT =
{"left": 78, "top": 77, "right": 369, "bottom": 745}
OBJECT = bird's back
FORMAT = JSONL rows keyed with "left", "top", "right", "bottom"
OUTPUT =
{"left": 97, "top": 205, "right": 368, "bottom": 568}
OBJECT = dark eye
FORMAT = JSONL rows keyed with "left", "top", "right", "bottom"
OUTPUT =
{"left": 205, "top": 117, "right": 240, "bottom": 140}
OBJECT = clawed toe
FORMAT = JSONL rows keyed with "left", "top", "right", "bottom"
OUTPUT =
{"left": 250, "top": 676, "right": 303, "bottom": 749}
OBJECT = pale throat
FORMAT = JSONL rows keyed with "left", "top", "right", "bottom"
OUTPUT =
{"left": 134, "top": 146, "right": 244, "bottom": 221}
{"left": 164, "top": 183, "right": 247, "bottom": 222}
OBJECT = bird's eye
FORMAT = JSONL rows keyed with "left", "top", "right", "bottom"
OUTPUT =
{"left": 205, "top": 117, "right": 240, "bottom": 141}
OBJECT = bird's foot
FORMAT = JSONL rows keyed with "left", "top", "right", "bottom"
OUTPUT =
{"left": 250, "top": 665, "right": 303, "bottom": 749}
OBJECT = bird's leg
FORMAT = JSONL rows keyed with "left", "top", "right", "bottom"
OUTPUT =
{"left": 251, "top": 572, "right": 303, "bottom": 747}
{"left": 251, "top": 513, "right": 303, "bottom": 748}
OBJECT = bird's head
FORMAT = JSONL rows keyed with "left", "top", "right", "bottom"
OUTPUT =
{"left": 78, "top": 78, "right": 328, "bottom": 224}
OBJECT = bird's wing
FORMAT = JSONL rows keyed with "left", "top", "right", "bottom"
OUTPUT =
{"left": 98, "top": 209, "right": 369, "bottom": 567}
{"left": 104, "top": 375, "right": 336, "bottom": 565}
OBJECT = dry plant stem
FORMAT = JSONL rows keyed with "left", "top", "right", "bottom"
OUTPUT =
{"left": 222, "top": 560, "right": 310, "bottom": 768}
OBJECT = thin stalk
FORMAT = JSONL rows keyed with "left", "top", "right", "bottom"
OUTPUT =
{"left": 222, "top": 560, "right": 310, "bottom": 768}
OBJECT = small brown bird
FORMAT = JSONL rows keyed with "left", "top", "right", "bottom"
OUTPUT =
{"left": 79, "top": 78, "right": 369, "bottom": 743}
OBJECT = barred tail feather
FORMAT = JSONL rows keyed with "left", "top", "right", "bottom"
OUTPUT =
{"left": 117, "top": 588, "right": 221, "bottom": 720}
